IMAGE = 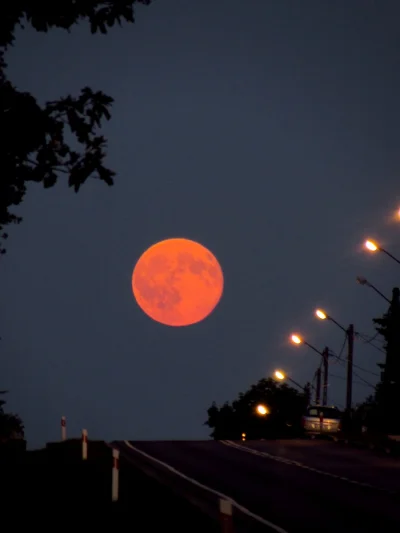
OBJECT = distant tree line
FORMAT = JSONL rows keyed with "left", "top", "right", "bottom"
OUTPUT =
{"left": 205, "top": 378, "right": 309, "bottom": 440}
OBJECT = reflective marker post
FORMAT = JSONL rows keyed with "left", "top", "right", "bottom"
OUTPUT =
{"left": 82, "top": 429, "right": 88, "bottom": 460}
{"left": 220, "top": 499, "right": 233, "bottom": 533}
{"left": 112, "top": 449, "right": 120, "bottom": 502}
{"left": 61, "top": 416, "right": 66, "bottom": 441}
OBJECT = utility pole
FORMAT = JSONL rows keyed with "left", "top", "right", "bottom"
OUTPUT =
{"left": 304, "top": 382, "right": 311, "bottom": 405}
{"left": 346, "top": 324, "right": 354, "bottom": 413}
{"left": 315, "top": 367, "right": 321, "bottom": 405}
{"left": 322, "top": 346, "right": 329, "bottom": 406}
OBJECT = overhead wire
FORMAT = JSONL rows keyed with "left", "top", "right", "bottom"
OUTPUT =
{"left": 355, "top": 331, "right": 385, "bottom": 355}
{"left": 330, "top": 354, "right": 376, "bottom": 389}
{"left": 329, "top": 331, "right": 381, "bottom": 377}
{"left": 329, "top": 373, "right": 374, "bottom": 388}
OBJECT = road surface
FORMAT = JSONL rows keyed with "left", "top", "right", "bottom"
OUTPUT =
{"left": 233, "top": 438, "right": 400, "bottom": 492}
{"left": 113, "top": 439, "right": 400, "bottom": 532}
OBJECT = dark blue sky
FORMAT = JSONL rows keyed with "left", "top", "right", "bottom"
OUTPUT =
{"left": 1, "top": 0, "right": 400, "bottom": 448}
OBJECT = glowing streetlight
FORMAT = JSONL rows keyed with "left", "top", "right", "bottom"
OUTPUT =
{"left": 314, "top": 308, "right": 347, "bottom": 333}
{"left": 365, "top": 240, "right": 378, "bottom": 252}
{"left": 256, "top": 404, "right": 269, "bottom": 416}
{"left": 274, "top": 370, "right": 285, "bottom": 381}
{"left": 273, "top": 369, "right": 312, "bottom": 402}
{"left": 315, "top": 309, "right": 327, "bottom": 320}
{"left": 290, "top": 332, "right": 330, "bottom": 405}
{"left": 363, "top": 238, "right": 400, "bottom": 265}
{"left": 290, "top": 334, "right": 302, "bottom": 344}
{"left": 313, "top": 308, "right": 354, "bottom": 412}
{"left": 290, "top": 333, "right": 323, "bottom": 356}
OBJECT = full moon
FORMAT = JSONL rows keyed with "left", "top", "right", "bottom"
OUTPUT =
{"left": 132, "top": 238, "right": 224, "bottom": 327}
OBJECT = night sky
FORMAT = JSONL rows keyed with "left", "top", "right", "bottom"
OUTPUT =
{"left": 1, "top": 0, "right": 400, "bottom": 449}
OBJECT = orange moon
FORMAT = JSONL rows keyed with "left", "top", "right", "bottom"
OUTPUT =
{"left": 132, "top": 238, "right": 224, "bottom": 327}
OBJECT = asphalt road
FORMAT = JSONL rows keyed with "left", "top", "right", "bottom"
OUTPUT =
{"left": 235, "top": 438, "right": 400, "bottom": 492}
{"left": 114, "top": 438, "right": 400, "bottom": 533}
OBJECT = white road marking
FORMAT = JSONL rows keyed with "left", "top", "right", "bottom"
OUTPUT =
{"left": 221, "top": 440, "right": 397, "bottom": 495}
{"left": 122, "top": 440, "right": 289, "bottom": 533}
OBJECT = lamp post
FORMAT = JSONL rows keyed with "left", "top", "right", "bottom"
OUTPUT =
{"left": 289, "top": 334, "right": 330, "bottom": 405}
{"left": 314, "top": 367, "right": 322, "bottom": 406}
{"left": 255, "top": 404, "right": 269, "bottom": 416}
{"left": 364, "top": 239, "right": 400, "bottom": 266}
{"left": 314, "top": 309, "right": 354, "bottom": 414}
{"left": 273, "top": 369, "right": 312, "bottom": 404}
{"left": 356, "top": 276, "right": 391, "bottom": 304}
{"left": 274, "top": 369, "right": 305, "bottom": 390}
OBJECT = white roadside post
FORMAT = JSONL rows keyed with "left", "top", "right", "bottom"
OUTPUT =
{"left": 61, "top": 416, "right": 66, "bottom": 441}
{"left": 112, "top": 449, "right": 120, "bottom": 502}
{"left": 220, "top": 499, "right": 233, "bottom": 533}
{"left": 82, "top": 429, "right": 88, "bottom": 460}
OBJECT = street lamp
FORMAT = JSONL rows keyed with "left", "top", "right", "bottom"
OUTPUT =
{"left": 273, "top": 369, "right": 303, "bottom": 390}
{"left": 273, "top": 370, "right": 313, "bottom": 404}
{"left": 290, "top": 334, "right": 329, "bottom": 405}
{"left": 364, "top": 239, "right": 400, "bottom": 265}
{"left": 274, "top": 370, "right": 285, "bottom": 381}
{"left": 315, "top": 308, "right": 347, "bottom": 333}
{"left": 290, "top": 334, "right": 301, "bottom": 344}
{"left": 290, "top": 333, "right": 324, "bottom": 356}
{"left": 256, "top": 404, "right": 269, "bottom": 416}
{"left": 356, "top": 276, "right": 391, "bottom": 304}
{"left": 314, "top": 308, "right": 354, "bottom": 415}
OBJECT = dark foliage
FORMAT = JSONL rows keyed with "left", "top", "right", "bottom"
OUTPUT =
{"left": 0, "top": 1, "right": 151, "bottom": 253}
{"left": 205, "top": 378, "right": 309, "bottom": 440}
{"left": 356, "top": 289, "right": 400, "bottom": 435}
{"left": 0, "top": 391, "right": 24, "bottom": 441}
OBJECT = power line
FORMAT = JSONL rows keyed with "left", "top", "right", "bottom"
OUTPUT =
{"left": 329, "top": 339, "right": 380, "bottom": 377}
{"left": 336, "top": 333, "right": 347, "bottom": 360}
{"left": 328, "top": 332, "right": 347, "bottom": 365}
{"left": 329, "top": 373, "right": 374, "bottom": 388}
{"left": 352, "top": 362, "right": 380, "bottom": 378}
{"left": 331, "top": 356, "right": 376, "bottom": 389}
{"left": 355, "top": 331, "right": 385, "bottom": 355}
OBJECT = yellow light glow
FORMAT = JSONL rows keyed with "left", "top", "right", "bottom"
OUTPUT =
{"left": 365, "top": 240, "right": 378, "bottom": 252}
{"left": 315, "top": 309, "right": 327, "bottom": 320}
{"left": 256, "top": 404, "right": 269, "bottom": 416}
{"left": 291, "top": 334, "right": 302, "bottom": 345}
{"left": 274, "top": 370, "right": 286, "bottom": 381}
{"left": 241, "top": 432, "right": 246, "bottom": 437}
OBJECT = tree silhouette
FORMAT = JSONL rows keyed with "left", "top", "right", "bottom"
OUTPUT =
{"left": 205, "top": 378, "right": 309, "bottom": 440}
{"left": 372, "top": 288, "right": 400, "bottom": 434}
{"left": 0, "top": 1, "right": 151, "bottom": 253}
{"left": 0, "top": 391, "right": 24, "bottom": 442}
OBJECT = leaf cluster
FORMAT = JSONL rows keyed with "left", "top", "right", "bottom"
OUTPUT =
{"left": 0, "top": 391, "right": 25, "bottom": 441}
{"left": 0, "top": 1, "right": 151, "bottom": 253}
